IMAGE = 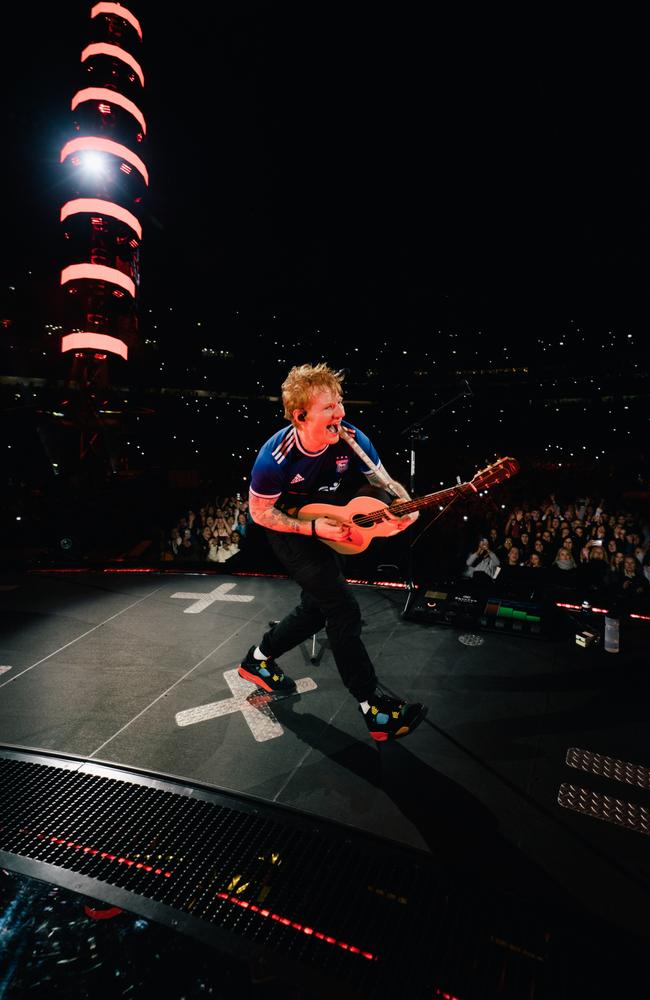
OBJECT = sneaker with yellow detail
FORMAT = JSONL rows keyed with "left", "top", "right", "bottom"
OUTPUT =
{"left": 237, "top": 647, "right": 297, "bottom": 694}
{"left": 360, "top": 686, "right": 427, "bottom": 742}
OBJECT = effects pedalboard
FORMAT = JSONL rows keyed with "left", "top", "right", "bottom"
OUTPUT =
{"left": 406, "top": 585, "right": 546, "bottom": 637}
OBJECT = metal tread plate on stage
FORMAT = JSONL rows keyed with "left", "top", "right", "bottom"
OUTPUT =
{"left": 557, "top": 783, "right": 650, "bottom": 837}
{"left": 566, "top": 747, "right": 650, "bottom": 791}
{"left": 1, "top": 744, "right": 640, "bottom": 1000}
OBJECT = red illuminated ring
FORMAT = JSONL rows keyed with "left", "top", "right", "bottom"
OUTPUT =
{"left": 61, "top": 263, "right": 136, "bottom": 298}
{"left": 60, "top": 137, "right": 148, "bottom": 186}
{"left": 61, "top": 332, "right": 128, "bottom": 361}
{"left": 60, "top": 199, "right": 142, "bottom": 239}
{"left": 81, "top": 42, "right": 144, "bottom": 87}
{"left": 91, "top": 2, "right": 142, "bottom": 40}
{"left": 71, "top": 87, "right": 146, "bottom": 134}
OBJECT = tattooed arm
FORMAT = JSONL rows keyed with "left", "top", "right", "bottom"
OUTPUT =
{"left": 249, "top": 492, "right": 351, "bottom": 541}
{"left": 249, "top": 493, "right": 310, "bottom": 534}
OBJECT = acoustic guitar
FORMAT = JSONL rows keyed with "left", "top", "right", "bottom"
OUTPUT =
{"left": 297, "top": 456, "right": 519, "bottom": 554}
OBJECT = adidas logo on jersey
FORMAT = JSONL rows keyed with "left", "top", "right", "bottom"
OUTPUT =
{"left": 290, "top": 473, "right": 305, "bottom": 484}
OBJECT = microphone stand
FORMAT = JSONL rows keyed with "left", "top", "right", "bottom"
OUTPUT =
{"left": 400, "top": 383, "right": 473, "bottom": 617}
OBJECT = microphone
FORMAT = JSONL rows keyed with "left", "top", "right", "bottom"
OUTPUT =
{"left": 462, "top": 380, "right": 473, "bottom": 397}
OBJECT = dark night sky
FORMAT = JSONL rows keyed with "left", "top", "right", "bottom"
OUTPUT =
{"left": 2, "top": 5, "right": 649, "bottom": 347}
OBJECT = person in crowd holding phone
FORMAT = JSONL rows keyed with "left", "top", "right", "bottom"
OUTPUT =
{"left": 465, "top": 538, "right": 500, "bottom": 579}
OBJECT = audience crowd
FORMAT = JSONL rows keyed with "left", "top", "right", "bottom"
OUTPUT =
{"left": 162, "top": 494, "right": 252, "bottom": 564}
{"left": 464, "top": 494, "right": 650, "bottom": 599}
{"left": 162, "top": 485, "right": 650, "bottom": 613}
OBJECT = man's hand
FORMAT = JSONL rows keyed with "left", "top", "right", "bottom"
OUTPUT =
{"left": 385, "top": 504, "right": 418, "bottom": 532}
{"left": 383, "top": 480, "right": 419, "bottom": 528}
{"left": 313, "top": 516, "right": 353, "bottom": 542}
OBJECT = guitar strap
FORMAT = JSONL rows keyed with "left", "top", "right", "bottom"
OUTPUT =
{"left": 338, "top": 425, "right": 400, "bottom": 498}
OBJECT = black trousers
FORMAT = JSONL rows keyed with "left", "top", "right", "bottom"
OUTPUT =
{"left": 261, "top": 531, "right": 377, "bottom": 702}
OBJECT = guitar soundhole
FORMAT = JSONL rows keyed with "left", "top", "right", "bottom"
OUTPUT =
{"left": 352, "top": 511, "right": 387, "bottom": 527}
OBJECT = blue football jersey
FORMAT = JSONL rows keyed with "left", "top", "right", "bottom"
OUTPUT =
{"left": 250, "top": 421, "right": 382, "bottom": 508}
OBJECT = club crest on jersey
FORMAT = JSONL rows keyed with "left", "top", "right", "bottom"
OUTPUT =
{"left": 336, "top": 455, "right": 350, "bottom": 474}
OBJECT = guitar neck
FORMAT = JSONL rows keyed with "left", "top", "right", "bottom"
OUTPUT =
{"left": 385, "top": 484, "right": 467, "bottom": 518}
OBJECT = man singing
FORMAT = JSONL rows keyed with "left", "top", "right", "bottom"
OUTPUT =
{"left": 238, "top": 363, "right": 426, "bottom": 742}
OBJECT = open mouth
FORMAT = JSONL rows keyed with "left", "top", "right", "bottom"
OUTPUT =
{"left": 326, "top": 423, "right": 340, "bottom": 434}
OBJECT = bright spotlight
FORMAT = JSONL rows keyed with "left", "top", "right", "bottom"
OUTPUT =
{"left": 81, "top": 151, "right": 109, "bottom": 178}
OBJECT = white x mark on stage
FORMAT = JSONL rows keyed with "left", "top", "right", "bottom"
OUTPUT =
{"left": 175, "top": 669, "right": 318, "bottom": 741}
{"left": 170, "top": 581, "right": 254, "bottom": 613}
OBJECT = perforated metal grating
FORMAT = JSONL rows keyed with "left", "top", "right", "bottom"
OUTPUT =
{"left": 0, "top": 748, "right": 643, "bottom": 998}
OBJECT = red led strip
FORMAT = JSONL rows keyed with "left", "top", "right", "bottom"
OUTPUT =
{"left": 27, "top": 830, "right": 172, "bottom": 878}
{"left": 216, "top": 892, "right": 376, "bottom": 960}
{"left": 91, "top": 2, "right": 143, "bottom": 40}
{"left": 631, "top": 613, "right": 650, "bottom": 621}
{"left": 71, "top": 87, "right": 147, "bottom": 134}
{"left": 555, "top": 602, "right": 609, "bottom": 614}
{"left": 102, "top": 568, "right": 157, "bottom": 573}
{"left": 81, "top": 42, "right": 144, "bottom": 87}
{"left": 231, "top": 570, "right": 410, "bottom": 589}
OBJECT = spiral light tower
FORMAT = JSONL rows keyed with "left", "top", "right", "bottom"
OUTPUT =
{"left": 59, "top": 2, "right": 145, "bottom": 382}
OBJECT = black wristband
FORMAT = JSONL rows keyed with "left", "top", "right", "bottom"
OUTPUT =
{"left": 311, "top": 519, "right": 318, "bottom": 537}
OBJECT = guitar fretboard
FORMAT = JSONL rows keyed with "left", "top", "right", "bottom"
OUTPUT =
{"left": 355, "top": 485, "right": 466, "bottom": 526}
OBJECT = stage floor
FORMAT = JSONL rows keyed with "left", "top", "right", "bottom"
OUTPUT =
{"left": 1, "top": 569, "right": 649, "bottom": 946}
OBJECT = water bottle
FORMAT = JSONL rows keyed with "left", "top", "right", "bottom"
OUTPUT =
{"left": 604, "top": 613, "right": 619, "bottom": 653}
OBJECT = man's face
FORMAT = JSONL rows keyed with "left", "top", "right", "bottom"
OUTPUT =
{"left": 301, "top": 388, "right": 345, "bottom": 443}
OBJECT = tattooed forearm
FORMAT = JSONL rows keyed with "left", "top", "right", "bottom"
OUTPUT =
{"left": 258, "top": 507, "right": 309, "bottom": 534}
{"left": 249, "top": 494, "right": 310, "bottom": 535}
{"left": 367, "top": 470, "right": 410, "bottom": 501}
